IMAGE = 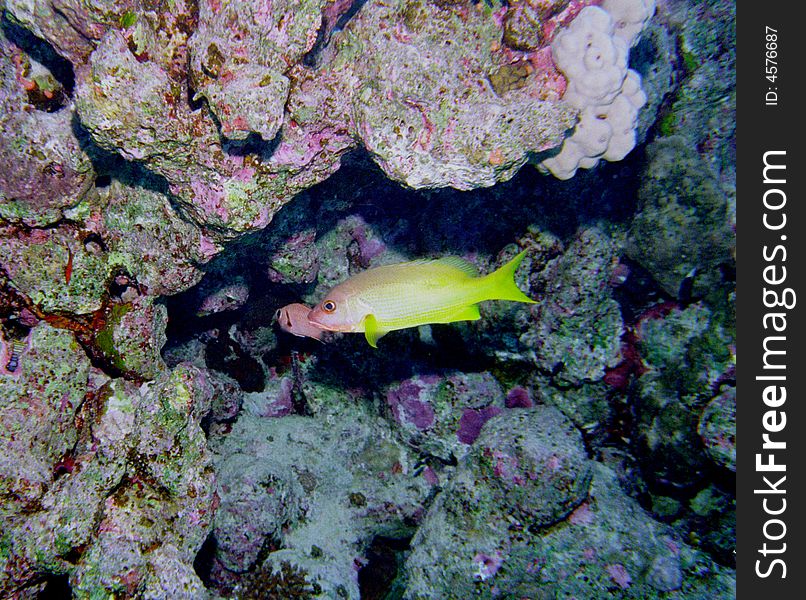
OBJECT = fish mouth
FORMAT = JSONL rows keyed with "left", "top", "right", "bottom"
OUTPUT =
{"left": 306, "top": 315, "right": 339, "bottom": 332}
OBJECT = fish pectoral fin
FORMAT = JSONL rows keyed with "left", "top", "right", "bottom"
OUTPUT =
{"left": 445, "top": 304, "right": 481, "bottom": 323}
{"left": 363, "top": 314, "right": 388, "bottom": 348}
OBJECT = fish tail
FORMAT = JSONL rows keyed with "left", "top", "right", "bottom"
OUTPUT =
{"left": 477, "top": 249, "right": 536, "bottom": 303}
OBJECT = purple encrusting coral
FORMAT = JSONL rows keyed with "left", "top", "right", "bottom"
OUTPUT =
{"left": 505, "top": 385, "right": 533, "bottom": 408}
{"left": 386, "top": 379, "right": 436, "bottom": 430}
{"left": 383, "top": 372, "right": 507, "bottom": 461}
{"left": 456, "top": 406, "right": 503, "bottom": 444}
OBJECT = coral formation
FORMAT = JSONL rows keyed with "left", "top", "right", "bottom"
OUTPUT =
{"left": 634, "top": 300, "right": 735, "bottom": 489}
{"left": 0, "top": 0, "right": 735, "bottom": 597}
{"left": 539, "top": 1, "right": 652, "bottom": 179}
{"left": 208, "top": 390, "right": 431, "bottom": 598}
{"left": 627, "top": 137, "right": 733, "bottom": 298}
{"left": 1, "top": 357, "right": 220, "bottom": 597}
{"left": 385, "top": 372, "right": 507, "bottom": 461}
{"left": 404, "top": 414, "right": 734, "bottom": 598}
{"left": 338, "top": 0, "right": 577, "bottom": 189}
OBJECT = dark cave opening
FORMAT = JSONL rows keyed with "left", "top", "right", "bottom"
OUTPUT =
{"left": 160, "top": 148, "right": 646, "bottom": 395}
{"left": 193, "top": 532, "right": 218, "bottom": 589}
{"left": 357, "top": 536, "right": 412, "bottom": 600}
{"left": 37, "top": 573, "right": 72, "bottom": 599}
{"left": 1, "top": 13, "right": 75, "bottom": 109}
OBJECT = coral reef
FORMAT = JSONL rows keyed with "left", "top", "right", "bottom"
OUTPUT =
{"left": 404, "top": 413, "right": 734, "bottom": 598}
{"left": 0, "top": 22, "right": 93, "bottom": 227}
{"left": 384, "top": 372, "right": 507, "bottom": 461}
{"left": 523, "top": 226, "right": 624, "bottom": 384}
{"left": 633, "top": 300, "right": 735, "bottom": 489}
{"left": 0, "top": 352, "right": 220, "bottom": 597}
{"left": 338, "top": 0, "right": 577, "bottom": 189}
{"left": 208, "top": 388, "right": 431, "bottom": 598}
{"left": 539, "top": 1, "right": 652, "bottom": 179}
{"left": 627, "top": 136, "right": 733, "bottom": 298}
{"left": 1, "top": 0, "right": 735, "bottom": 597}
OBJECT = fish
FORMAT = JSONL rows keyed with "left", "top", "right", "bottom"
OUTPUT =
{"left": 275, "top": 303, "right": 326, "bottom": 341}
{"left": 308, "top": 249, "right": 535, "bottom": 348}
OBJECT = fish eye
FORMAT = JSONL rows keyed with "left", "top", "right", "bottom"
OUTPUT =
{"left": 322, "top": 300, "right": 337, "bottom": 313}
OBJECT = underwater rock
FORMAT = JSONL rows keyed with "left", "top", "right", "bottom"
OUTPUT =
{"left": 98, "top": 178, "right": 208, "bottom": 297}
{"left": 686, "top": 484, "right": 736, "bottom": 566}
{"left": 633, "top": 301, "right": 734, "bottom": 489}
{"left": 73, "top": 9, "right": 351, "bottom": 238}
{"left": 401, "top": 406, "right": 576, "bottom": 592}
{"left": 240, "top": 368, "right": 296, "bottom": 419}
{"left": 270, "top": 63, "right": 356, "bottom": 173}
{"left": 384, "top": 372, "right": 507, "bottom": 461}
{"left": 0, "top": 175, "right": 207, "bottom": 317}
{"left": 208, "top": 393, "right": 431, "bottom": 598}
{"left": 503, "top": 0, "right": 571, "bottom": 51}
{"left": 402, "top": 407, "right": 592, "bottom": 599}
{"left": 468, "top": 407, "right": 592, "bottom": 528}
{"left": 0, "top": 26, "right": 94, "bottom": 227}
{"left": 69, "top": 365, "right": 217, "bottom": 597}
{"left": 1, "top": 357, "right": 218, "bottom": 597}
{"left": 532, "top": 375, "right": 613, "bottom": 433}
{"left": 74, "top": 25, "right": 199, "bottom": 167}
{"left": 212, "top": 450, "right": 306, "bottom": 573}
{"left": 650, "top": 482, "right": 735, "bottom": 569}
{"left": 627, "top": 137, "right": 733, "bottom": 298}
{"left": 0, "top": 225, "right": 108, "bottom": 314}
{"left": 4, "top": 0, "right": 133, "bottom": 64}
{"left": 698, "top": 386, "right": 736, "bottom": 472}
{"left": 339, "top": 0, "right": 576, "bottom": 189}
{"left": 523, "top": 227, "right": 623, "bottom": 385}
{"left": 94, "top": 295, "right": 168, "bottom": 380}
{"left": 405, "top": 459, "right": 735, "bottom": 598}
{"left": 188, "top": 0, "right": 326, "bottom": 142}
{"left": 653, "top": 0, "right": 736, "bottom": 200}
{"left": 0, "top": 324, "right": 90, "bottom": 519}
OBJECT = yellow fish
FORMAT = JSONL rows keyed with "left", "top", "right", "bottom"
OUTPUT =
{"left": 307, "top": 250, "right": 535, "bottom": 347}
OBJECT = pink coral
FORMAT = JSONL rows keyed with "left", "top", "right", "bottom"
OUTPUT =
{"left": 472, "top": 551, "right": 504, "bottom": 581}
{"left": 505, "top": 386, "right": 533, "bottom": 408}
{"left": 387, "top": 380, "right": 436, "bottom": 430}
{"left": 457, "top": 406, "right": 503, "bottom": 444}
{"left": 606, "top": 563, "right": 632, "bottom": 589}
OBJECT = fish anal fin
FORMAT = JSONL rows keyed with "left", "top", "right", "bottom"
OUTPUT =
{"left": 363, "top": 314, "right": 387, "bottom": 348}
{"left": 444, "top": 304, "right": 481, "bottom": 323}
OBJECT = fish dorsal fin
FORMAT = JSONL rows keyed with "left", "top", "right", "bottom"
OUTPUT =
{"left": 433, "top": 256, "right": 479, "bottom": 277}
{"left": 388, "top": 256, "right": 479, "bottom": 278}
{"left": 363, "top": 314, "right": 387, "bottom": 348}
